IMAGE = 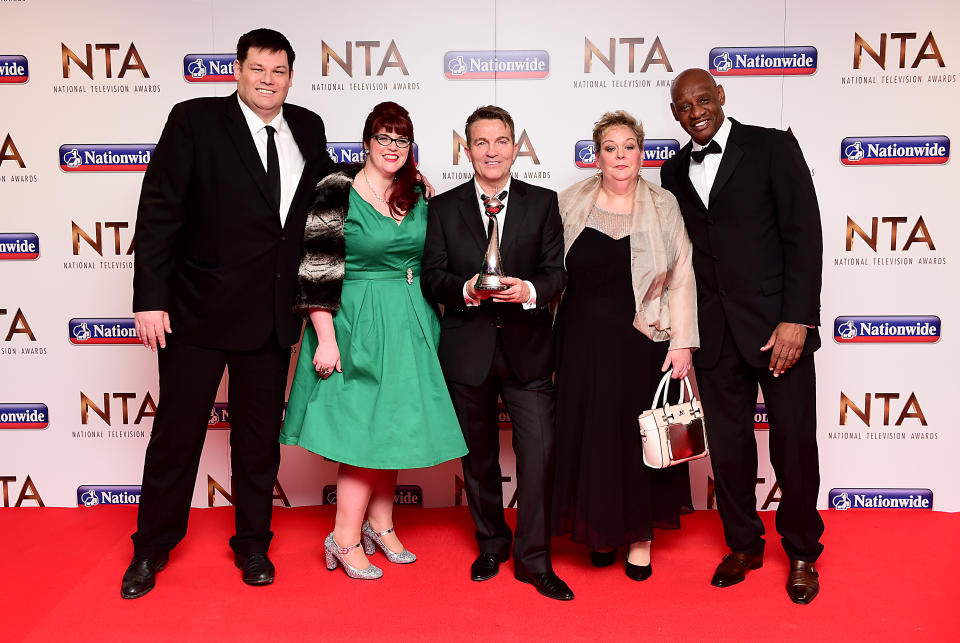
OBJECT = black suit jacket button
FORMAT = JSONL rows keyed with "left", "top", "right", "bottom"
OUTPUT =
{"left": 712, "top": 255, "right": 719, "bottom": 262}
{"left": 280, "top": 235, "right": 286, "bottom": 241}
{"left": 719, "top": 289, "right": 727, "bottom": 296}
{"left": 275, "top": 272, "right": 281, "bottom": 279}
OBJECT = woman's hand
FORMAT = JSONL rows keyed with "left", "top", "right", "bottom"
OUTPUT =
{"left": 313, "top": 337, "right": 341, "bottom": 379}
{"left": 661, "top": 348, "right": 693, "bottom": 380}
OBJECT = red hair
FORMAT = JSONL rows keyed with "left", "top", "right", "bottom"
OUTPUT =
{"left": 362, "top": 101, "right": 420, "bottom": 217}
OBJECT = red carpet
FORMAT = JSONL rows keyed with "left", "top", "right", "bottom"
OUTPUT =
{"left": 2, "top": 506, "right": 956, "bottom": 641}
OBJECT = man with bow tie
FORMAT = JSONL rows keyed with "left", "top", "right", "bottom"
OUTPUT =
{"left": 660, "top": 69, "right": 824, "bottom": 604}
{"left": 421, "top": 105, "right": 571, "bottom": 601}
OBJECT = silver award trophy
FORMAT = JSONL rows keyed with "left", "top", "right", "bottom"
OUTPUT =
{"left": 475, "top": 196, "right": 509, "bottom": 291}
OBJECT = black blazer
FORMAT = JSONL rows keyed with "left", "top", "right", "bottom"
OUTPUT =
{"left": 133, "top": 93, "right": 335, "bottom": 350}
{"left": 660, "top": 119, "right": 822, "bottom": 369}
{"left": 421, "top": 179, "right": 566, "bottom": 386}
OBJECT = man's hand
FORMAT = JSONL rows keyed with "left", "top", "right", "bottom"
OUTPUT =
{"left": 134, "top": 310, "right": 172, "bottom": 351}
{"left": 465, "top": 274, "right": 494, "bottom": 301}
{"left": 760, "top": 322, "right": 807, "bottom": 377}
{"left": 491, "top": 276, "right": 531, "bottom": 304}
{"left": 417, "top": 172, "right": 436, "bottom": 198}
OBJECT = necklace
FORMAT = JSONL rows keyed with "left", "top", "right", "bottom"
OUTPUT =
{"left": 362, "top": 169, "right": 387, "bottom": 204}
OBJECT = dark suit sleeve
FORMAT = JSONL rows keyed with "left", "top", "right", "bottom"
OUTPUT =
{"left": 421, "top": 198, "right": 467, "bottom": 307}
{"left": 132, "top": 103, "right": 194, "bottom": 312}
{"left": 770, "top": 130, "right": 822, "bottom": 327}
{"left": 529, "top": 192, "right": 566, "bottom": 305}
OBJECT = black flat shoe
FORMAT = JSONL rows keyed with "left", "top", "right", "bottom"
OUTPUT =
{"left": 235, "top": 552, "right": 275, "bottom": 586}
{"left": 590, "top": 548, "right": 616, "bottom": 568}
{"left": 470, "top": 552, "right": 510, "bottom": 581}
{"left": 514, "top": 570, "right": 575, "bottom": 601}
{"left": 120, "top": 553, "right": 169, "bottom": 599}
{"left": 625, "top": 560, "right": 652, "bottom": 581}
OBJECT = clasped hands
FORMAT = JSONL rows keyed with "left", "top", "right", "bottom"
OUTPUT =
{"left": 760, "top": 322, "right": 807, "bottom": 377}
{"left": 465, "top": 274, "right": 530, "bottom": 304}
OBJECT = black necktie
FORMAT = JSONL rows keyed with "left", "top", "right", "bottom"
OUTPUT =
{"left": 691, "top": 139, "right": 722, "bottom": 163}
{"left": 481, "top": 191, "right": 508, "bottom": 239}
{"left": 265, "top": 125, "right": 281, "bottom": 207}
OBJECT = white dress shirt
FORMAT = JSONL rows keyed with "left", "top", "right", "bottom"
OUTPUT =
{"left": 463, "top": 177, "right": 537, "bottom": 309}
{"left": 687, "top": 116, "right": 732, "bottom": 208}
{"left": 237, "top": 95, "right": 305, "bottom": 226}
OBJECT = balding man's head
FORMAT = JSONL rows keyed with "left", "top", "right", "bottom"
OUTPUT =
{"left": 669, "top": 68, "right": 726, "bottom": 145}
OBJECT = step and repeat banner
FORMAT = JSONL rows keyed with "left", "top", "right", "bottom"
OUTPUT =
{"left": 2, "top": 1, "right": 957, "bottom": 514}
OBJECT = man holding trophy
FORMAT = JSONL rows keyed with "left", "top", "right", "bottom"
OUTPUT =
{"left": 422, "top": 106, "right": 571, "bottom": 600}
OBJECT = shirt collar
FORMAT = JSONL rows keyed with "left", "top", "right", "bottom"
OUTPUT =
{"left": 237, "top": 93, "right": 285, "bottom": 135}
{"left": 474, "top": 176, "right": 512, "bottom": 201}
{"left": 691, "top": 116, "right": 731, "bottom": 152}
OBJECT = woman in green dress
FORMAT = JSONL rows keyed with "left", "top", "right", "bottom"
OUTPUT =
{"left": 281, "top": 102, "right": 467, "bottom": 580}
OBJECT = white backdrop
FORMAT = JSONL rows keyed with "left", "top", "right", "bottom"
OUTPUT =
{"left": 1, "top": 0, "right": 956, "bottom": 513}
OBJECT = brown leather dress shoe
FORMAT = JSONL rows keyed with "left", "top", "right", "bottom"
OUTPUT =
{"left": 710, "top": 552, "right": 763, "bottom": 587}
{"left": 786, "top": 560, "right": 819, "bottom": 604}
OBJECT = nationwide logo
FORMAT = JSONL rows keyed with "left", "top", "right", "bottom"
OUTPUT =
{"left": 0, "top": 233, "right": 39, "bottom": 260}
{"left": 840, "top": 136, "right": 949, "bottom": 165}
{"left": 444, "top": 50, "right": 549, "bottom": 80}
{"left": 59, "top": 144, "right": 155, "bottom": 172}
{"left": 834, "top": 315, "right": 941, "bottom": 343}
{"left": 68, "top": 318, "right": 139, "bottom": 345}
{"left": 829, "top": 488, "right": 932, "bottom": 510}
{"left": 710, "top": 46, "right": 817, "bottom": 76}
{"left": 0, "top": 403, "right": 49, "bottom": 429}
{"left": 77, "top": 485, "right": 141, "bottom": 507}
{"left": 0, "top": 55, "right": 29, "bottom": 84}
{"left": 183, "top": 54, "right": 236, "bottom": 82}
{"left": 574, "top": 139, "right": 679, "bottom": 168}
{"left": 323, "top": 484, "right": 423, "bottom": 506}
{"left": 208, "top": 403, "right": 230, "bottom": 429}
{"left": 326, "top": 141, "right": 419, "bottom": 165}
{"left": 754, "top": 403, "right": 768, "bottom": 430}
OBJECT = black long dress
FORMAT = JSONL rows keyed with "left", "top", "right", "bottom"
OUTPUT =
{"left": 551, "top": 225, "right": 693, "bottom": 550}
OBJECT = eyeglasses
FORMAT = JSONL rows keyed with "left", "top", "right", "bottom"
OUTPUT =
{"left": 371, "top": 134, "right": 411, "bottom": 148}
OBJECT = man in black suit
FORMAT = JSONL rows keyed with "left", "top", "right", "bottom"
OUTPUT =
{"left": 123, "top": 28, "right": 335, "bottom": 599}
{"left": 421, "top": 106, "right": 572, "bottom": 601}
{"left": 660, "top": 69, "right": 824, "bottom": 604}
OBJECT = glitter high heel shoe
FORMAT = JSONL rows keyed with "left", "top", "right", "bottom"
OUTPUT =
{"left": 324, "top": 533, "right": 383, "bottom": 580}
{"left": 362, "top": 521, "right": 417, "bottom": 564}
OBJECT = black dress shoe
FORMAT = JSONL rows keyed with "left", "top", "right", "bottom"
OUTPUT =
{"left": 710, "top": 552, "right": 763, "bottom": 588}
{"left": 235, "top": 552, "right": 275, "bottom": 586}
{"left": 625, "top": 560, "right": 652, "bottom": 581}
{"left": 514, "top": 570, "right": 575, "bottom": 601}
{"left": 470, "top": 552, "right": 509, "bottom": 581}
{"left": 786, "top": 559, "right": 820, "bottom": 604}
{"left": 590, "top": 548, "right": 616, "bottom": 568}
{"left": 120, "top": 553, "right": 168, "bottom": 599}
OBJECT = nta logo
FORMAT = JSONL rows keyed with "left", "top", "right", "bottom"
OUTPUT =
{"left": 0, "top": 55, "right": 29, "bottom": 84}
{"left": 584, "top": 36, "right": 672, "bottom": 73}
{"left": 183, "top": 54, "right": 236, "bottom": 82}
{"left": 0, "top": 233, "right": 39, "bottom": 260}
{"left": 830, "top": 488, "right": 932, "bottom": 510}
{"left": 60, "top": 144, "right": 154, "bottom": 172}
{"left": 321, "top": 40, "right": 408, "bottom": 77}
{"left": 0, "top": 403, "right": 49, "bottom": 429}
{"left": 61, "top": 42, "right": 149, "bottom": 79}
{"left": 574, "top": 139, "right": 679, "bottom": 168}
{"left": 834, "top": 316, "right": 940, "bottom": 343}
{"left": 444, "top": 50, "right": 549, "bottom": 79}
{"left": 77, "top": 485, "right": 141, "bottom": 507}
{"left": 710, "top": 46, "right": 817, "bottom": 76}
{"left": 854, "top": 32, "right": 944, "bottom": 70}
{"left": 841, "top": 136, "right": 949, "bottom": 165}
{"left": 69, "top": 318, "right": 139, "bottom": 345}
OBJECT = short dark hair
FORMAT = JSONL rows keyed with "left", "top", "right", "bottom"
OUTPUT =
{"left": 465, "top": 105, "right": 515, "bottom": 145}
{"left": 236, "top": 28, "right": 295, "bottom": 70}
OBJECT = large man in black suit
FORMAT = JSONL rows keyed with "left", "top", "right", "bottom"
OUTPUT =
{"left": 421, "top": 106, "right": 572, "bottom": 601}
{"left": 660, "top": 69, "right": 824, "bottom": 604}
{"left": 123, "top": 28, "right": 335, "bottom": 599}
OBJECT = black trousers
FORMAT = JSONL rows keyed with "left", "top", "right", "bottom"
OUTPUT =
{"left": 447, "top": 335, "right": 556, "bottom": 574}
{"left": 696, "top": 325, "right": 824, "bottom": 562}
{"left": 131, "top": 334, "right": 290, "bottom": 558}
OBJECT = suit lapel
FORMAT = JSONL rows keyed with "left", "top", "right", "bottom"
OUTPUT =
{"left": 498, "top": 179, "right": 523, "bottom": 258}
{"left": 222, "top": 92, "right": 277, "bottom": 214}
{"left": 457, "top": 180, "right": 488, "bottom": 253}
{"left": 708, "top": 119, "right": 745, "bottom": 206}
{"left": 283, "top": 107, "right": 320, "bottom": 230}
{"left": 673, "top": 145, "right": 707, "bottom": 216}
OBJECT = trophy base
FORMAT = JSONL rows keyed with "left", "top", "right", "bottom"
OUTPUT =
{"left": 474, "top": 277, "right": 509, "bottom": 292}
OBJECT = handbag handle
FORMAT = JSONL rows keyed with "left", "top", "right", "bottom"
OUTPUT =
{"left": 650, "top": 369, "right": 695, "bottom": 409}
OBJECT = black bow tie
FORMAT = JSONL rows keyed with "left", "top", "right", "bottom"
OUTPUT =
{"left": 691, "top": 140, "right": 722, "bottom": 163}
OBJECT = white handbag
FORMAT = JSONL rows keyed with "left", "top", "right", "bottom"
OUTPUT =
{"left": 638, "top": 370, "right": 709, "bottom": 469}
